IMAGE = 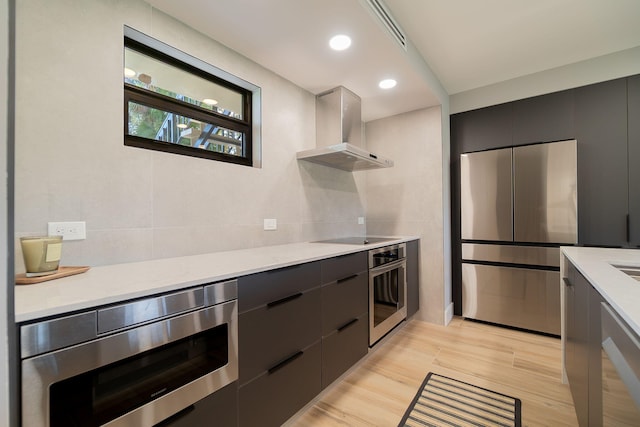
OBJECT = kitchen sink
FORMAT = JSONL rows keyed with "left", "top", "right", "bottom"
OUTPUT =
{"left": 612, "top": 264, "right": 640, "bottom": 281}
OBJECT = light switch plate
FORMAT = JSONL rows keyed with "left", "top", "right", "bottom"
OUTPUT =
{"left": 263, "top": 218, "right": 277, "bottom": 231}
{"left": 358, "top": 216, "right": 365, "bottom": 225}
{"left": 48, "top": 221, "right": 86, "bottom": 240}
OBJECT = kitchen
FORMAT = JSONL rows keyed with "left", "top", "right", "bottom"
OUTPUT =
{"left": 1, "top": 0, "right": 640, "bottom": 426}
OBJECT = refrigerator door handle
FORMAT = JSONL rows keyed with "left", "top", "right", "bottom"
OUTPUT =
{"left": 627, "top": 214, "right": 630, "bottom": 243}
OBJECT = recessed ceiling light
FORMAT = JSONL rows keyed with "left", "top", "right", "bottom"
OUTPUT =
{"left": 329, "top": 34, "right": 352, "bottom": 51}
{"left": 379, "top": 79, "right": 397, "bottom": 89}
{"left": 124, "top": 67, "right": 136, "bottom": 78}
{"left": 202, "top": 98, "right": 218, "bottom": 106}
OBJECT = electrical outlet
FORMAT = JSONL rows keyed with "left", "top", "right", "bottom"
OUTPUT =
{"left": 48, "top": 221, "right": 86, "bottom": 241}
{"left": 358, "top": 216, "right": 365, "bottom": 225}
{"left": 263, "top": 218, "right": 277, "bottom": 231}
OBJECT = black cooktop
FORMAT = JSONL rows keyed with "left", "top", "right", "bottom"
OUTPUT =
{"left": 313, "top": 236, "right": 397, "bottom": 245}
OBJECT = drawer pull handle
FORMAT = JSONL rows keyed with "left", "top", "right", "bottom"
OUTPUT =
{"left": 153, "top": 405, "right": 195, "bottom": 426}
{"left": 267, "top": 292, "right": 303, "bottom": 308}
{"left": 337, "top": 318, "right": 358, "bottom": 332}
{"left": 563, "top": 277, "right": 572, "bottom": 287}
{"left": 268, "top": 350, "right": 304, "bottom": 374}
{"left": 337, "top": 274, "right": 358, "bottom": 284}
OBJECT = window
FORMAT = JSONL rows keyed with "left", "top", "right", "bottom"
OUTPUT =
{"left": 123, "top": 27, "right": 260, "bottom": 166}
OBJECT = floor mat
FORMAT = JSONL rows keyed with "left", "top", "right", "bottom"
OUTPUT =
{"left": 398, "top": 372, "right": 522, "bottom": 427}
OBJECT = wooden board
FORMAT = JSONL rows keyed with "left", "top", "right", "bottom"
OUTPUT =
{"left": 15, "top": 266, "right": 90, "bottom": 285}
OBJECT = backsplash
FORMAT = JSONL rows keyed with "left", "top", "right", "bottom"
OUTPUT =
{"left": 14, "top": 0, "right": 365, "bottom": 271}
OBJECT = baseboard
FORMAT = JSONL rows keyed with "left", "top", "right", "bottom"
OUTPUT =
{"left": 444, "top": 302, "right": 454, "bottom": 325}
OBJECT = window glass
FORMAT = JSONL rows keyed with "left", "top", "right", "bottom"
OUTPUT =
{"left": 123, "top": 35, "right": 255, "bottom": 166}
{"left": 127, "top": 101, "right": 245, "bottom": 156}
{"left": 124, "top": 47, "right": 244, "bottom": 120}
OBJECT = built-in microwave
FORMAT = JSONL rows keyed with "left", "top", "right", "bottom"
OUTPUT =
{"left": 20, "top": 280, "right": 238, "bottom": 427}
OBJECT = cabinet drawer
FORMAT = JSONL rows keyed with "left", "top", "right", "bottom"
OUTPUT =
{"left": 239, "top": 288, "right": 321, "bottom": 384}
{"left": 321, "top": 312, "right": 368, "bottom": 389}
{"left": 462, "top": 263, "right": 560, "bottom": 335}
{"left": 321, "top": 251, "right": 367, "bottom": 284}
{"left": 321, "top": 272, "right": 368, "bottom": 335}
{"left": 238, "top": 261, "right": 321, "bottom": 313}
{"left": 161, "top": 381, "right": 238, "bottom": 427}
{"left": 239, "top": 341, "right": 321, "bottom": 427}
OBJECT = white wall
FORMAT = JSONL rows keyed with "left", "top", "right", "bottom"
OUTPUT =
{"left": 1, "top": 0, "right": 11, "bottom": 423}
{"left": 402, "top": 36, "right": 453, "bottom": 325}
{"left": 451, "top": 46, "right": 640, "bottom": 113}
{"left": 14, "top": 0, "right": 367, "bottom": 272}
{"left": 365, "top": 106, "right": 446, "bottom": 325}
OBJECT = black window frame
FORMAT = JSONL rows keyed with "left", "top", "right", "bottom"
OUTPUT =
{"left": 124, "top": 37, "right": 254, "bottom": 167}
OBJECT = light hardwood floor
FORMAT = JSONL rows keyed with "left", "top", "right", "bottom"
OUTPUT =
{"left": 287, "top": 317, "right": 578, "bottom": 426}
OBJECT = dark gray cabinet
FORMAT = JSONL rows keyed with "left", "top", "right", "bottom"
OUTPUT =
{"left": 237, "top": 263, "right": 322, "bottom": 427}
{"left": 406, "top": 239, "right": 419, "bottom": 318}
{"left": 236, "top": 242, "right": 418, "bottom": 425}
{"left": 239, "top": 288, "right": 321, "bottom": 383}
{"left": 160, "top": 382, "right": 238, "bottom": 427}
{"left": 238, "top": 261, "right": 321, "bottom": 312}
{"left": 564, "top": 261, "right": 603, "bottom": 426}
{"left": 588, "top": 280, "right": 604, "bottom": 426}
{"left": 565, "top": 262, "right": 590, "bottom": 426}
{"left": 629, "top": 75, "right": 640, "bottom": 246}
{"left": 450, "top": 103, "right": 513, "bottom": 153}
{"left": 239, "top": 342, "right": 321, "bottom": 427}
{"left": 451, "top": 75, "right": 640, "bottom": 314}
{"left": 320, "top": 252, "right": 368, "bottom": 388}
{"left": 575, "top": 78, "right": 629, "bottom": 247}
{"left": 321, "top": 312, "right": 368, "bottom": 388}
{"left": 513, "top": 89, "right": 574, "bottom": 145}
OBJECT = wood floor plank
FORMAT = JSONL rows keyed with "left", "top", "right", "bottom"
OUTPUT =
{"left": 287, "top": 317, "right": 578, "bottom": 427}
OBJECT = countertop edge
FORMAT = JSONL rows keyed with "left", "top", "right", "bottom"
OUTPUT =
{"left": 561, "top": 246, "right": 640, "bottom": 336}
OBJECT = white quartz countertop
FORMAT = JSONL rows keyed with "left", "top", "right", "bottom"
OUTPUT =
{"left": 562, "top": 246, "right": 640, "bottom": 335}
{"left": 15, "top": 237, "right": 417, "bottom": 323}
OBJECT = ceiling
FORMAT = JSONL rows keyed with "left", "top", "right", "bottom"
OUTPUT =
{"left": 147, "top": 0, "right": 640, "bottom": 122}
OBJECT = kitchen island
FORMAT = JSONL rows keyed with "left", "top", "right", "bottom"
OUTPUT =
{"left": 561, "top": 246, "right": 640, "bottom": 426}
{"left": 561, "top": 246, "right": 640, "bottom": 335}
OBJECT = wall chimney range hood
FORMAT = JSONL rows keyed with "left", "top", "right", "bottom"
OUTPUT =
{"left": 297, "top": 86, "right": 394, "bottom": 171}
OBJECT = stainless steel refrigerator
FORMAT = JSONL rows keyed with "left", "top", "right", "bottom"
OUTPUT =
{"left": 460, "top": 139, "right": 577, "bottom": 335}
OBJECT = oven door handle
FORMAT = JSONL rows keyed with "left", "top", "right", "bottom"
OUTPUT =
{"left": 370, "top": 259, "right": 406, "bottom": 276}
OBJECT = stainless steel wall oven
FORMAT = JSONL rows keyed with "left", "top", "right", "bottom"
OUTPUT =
{"left": 369, "top": 243, "right": 407, "bottom": 346}
{"left": 20, "top": 279, "right": 238, "bottom": 427}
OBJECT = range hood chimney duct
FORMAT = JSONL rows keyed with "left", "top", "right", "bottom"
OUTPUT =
{"left": 297, "top": 86, "right": 394, "bottom": 171}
